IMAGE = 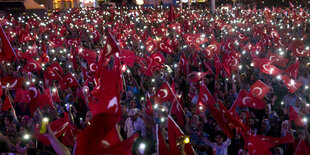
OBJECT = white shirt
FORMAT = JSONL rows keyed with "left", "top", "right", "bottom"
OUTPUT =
{"left": 205, "top": 138, "right": 231, "bottom": 155}
{"left": 124, "top": 117, "right": 146, "bottom": 138}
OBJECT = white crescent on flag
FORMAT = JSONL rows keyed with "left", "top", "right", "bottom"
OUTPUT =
{"left": 159, "top": 89, "right": 168, "bottom": 98}
{"left": 253, "top": 87, "right": 263, "bottom": 95}
{"left": 107, "top": 96, "right": 118, "bottom": 113}
{"left": 242, "top": 97, "right": 251, "bottom": 105}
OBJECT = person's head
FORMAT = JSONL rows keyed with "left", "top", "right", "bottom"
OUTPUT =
{"left": 240, "top": 111, "right": 247, "bottom": 120}
{"left": 129, "top": 99, "right": 137, "bottom": 109}
{"left": 85, "top": 111, "right": 93, "bottom": 123}
{"left": 128, "top": 108, "right": 139, "bottom": 122}
{"left": 214, "top": 131, "right": 224, "bottom": 146}
{"left": 273, "top": 147, "right": 284, "bottom": 155}
{"left": 281, "top": 120, "right": 289, "bottom": 131}
{"left": 247, "top": 117, "right": 255, "bottom": 128}
{"left": 261, "top": 119, "right": 271, "bottom": 133}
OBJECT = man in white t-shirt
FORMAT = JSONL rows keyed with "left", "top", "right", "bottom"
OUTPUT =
{"left": 124, "top": 108, "right": 146, "bottom": 138}
{"left": 202, "top": 132, "right": 231, "bottom": 155}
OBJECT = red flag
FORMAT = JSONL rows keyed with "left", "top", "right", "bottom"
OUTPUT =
{"left": 48, "top": 62, "right": 65, "bottom": 76}
{"left": 75, "top": 113, "right": 120, "bottom": 155}
{"left": 103, "top": 126, "right": 121, "bottom": 147}
{"left": 77, "top": 47, "right": 97, "bottom": 65}
{"left": 23, "top": 58, "right": 42, "bottom": 73}
{"left": 268, "top": 52, "right": 289, "bottom": 68}
{"left": 101, "top": 133, "right": 139, "bottom": 155}
{"left": 14, "top": 89, "right": 31, "bottom": 103}
{"left": 259, "top": 63, "right": 283, "bottom": 76}
{"left": 156, "top": 124, "right": 169, "bottom": 155}
{"left": 168, "top": 115, "right": 195, "bottom": 155}
{"left": 170, "top": 99, "right": 185, "bottom": 127}
{"left": 143, "top": 60, "right": 163, "bottom": 76}
{"left": 289, "top": 106, "right": 304, "bottom": 126}
{"left": 145, "top": 37, "right": 157, "bottom": 53}
{"left": 49, "top": 113, "right": 70, "bottom": 138}
{"left": 295, "top": 139, "right": 310, "bottom": 155}
{"left": 0, "top": 26, "right": 16, "bottom": 61}
{"left": 98, "top": 31, "right": 121, "bottom": 68}
{"left": 233, "top": 89, "right": 266, "bottom": 110}
{"left": 248, "top": 134, "right": 294, "bottom": 155}
{"left": 157, "top": 42, "right": 174, "bottom": 55}
{"left": 178, "top": 52, "right": 188, "bottom": 74}
{"left": 281, "top": 75, "right": 302, "bottom": 93}
{"left": 145, "top": 93, "right": 154, "bottom": 116}
{"left": 2, "top": 96, "right": 12, "bottom": 111}
{"left": 285, "top": 60, "right": 300, "bottom": 79}
{"left": 89, "top": 68, "right": 121, "bottom": 116}
{"left": 168, "top": 4, "right": 175, "bottom": 22}
{"left": 187, "top": 72, "right": 208, "bottom": 82}
{"left": 50, "top": 86, "right": 61, "bottom": 103}
{"left": 150, "top": 51, "right": 166, "bottom": 64}
{"left": 250, "top": 80, "right": 271, "bottom": 100}
{"left": 60, "top": 73, "right": 79, "bottom": 90}
{"left": 197, "top": 82, "right": 216, "bottom": 108}
{"left": 32, "top": 89, "right": 53, "bottom": 110}
{"left": 154, "top": 82, "right": 174, "bottom": 104}
{"left": 0, "top": 77, "right": 24, "bottom": 90}
{"left": 120, "top": 49, "right": 136, "bottom": 67}
{"left": 25, "top": 44, "right": 38, "bottom": 58}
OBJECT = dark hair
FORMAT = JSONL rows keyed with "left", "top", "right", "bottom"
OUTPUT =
{"left": 215, "top": 131, "right": 224, "bottom": 138}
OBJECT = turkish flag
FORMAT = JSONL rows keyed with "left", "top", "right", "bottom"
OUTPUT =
{"left": 23, "top": 58, "right": 42, "bottom": 73}
{"left": 170, "top": 99, "right": 185, "bottom": 128}
{"left": 289, "top": 40, "right": 310, "bottom": 57}
{"left": 98, "top": 31, "right": 121, "bottom": 68}
{"left": 68, "top": 48, "right": 78, "bottom": 70}
{"left": 145, "top": 93, "right": 154, "bottom": 116}
{"left": 214, "top": 55, "right": 223, "bottom": 79}
{"left": 250, "top": 80, "right": 271, "bottom": 100}
{"left": 157, "top": 42, "right": 174, "bottom": 55}
{"left": 281, "top": 75, "right": 302, "bottom": 94}
{"left": 237, "top": 32, "right": 248, "bottom": 42}
{"left": 75, "top": 113, "right": 120, "bottom": 155}
{"left": 218, "top": 102, "right": 249, "bottom": 133}
{"left": 2, "top": 96, "right": 12, "bottom": 111}
{"left": 168, "top": 4, "right": 175, "bottom": 22}
{"left": 289, "top": 106, "right": 304, "bottom": 127}
{"left": 156, "top": 125, "right": 169, "bottom": 155}
{"left": 150, "top": 51, "right": 166, "bottom": 64}
{"left": 89, "top": 68, "right": 121, "bottom": 116}
{"left": 32, "top": 89, "right": 53, "bottom": 110}
{"left": 14, "top": 89, "right": 31, "bottom": 103}
{"left": 247, "top": 134, "right": 294, "bottom": 155}
{"left": 187, "top": 72, "right": 208, "bottom": 82}
{"left": 60, "top": 73, "right": 79, "bottom": 89}
{"left": 103, "top": 126, "right": 121, "bottom": 147}
{"left": 48, "top": 37, "right": 64, "bottom": 48}
{"left": 0, "top": 26, "right": 16, "bottom": 61}
{"left": 154, "top": 82, "right": 174, "bottom": 104}
{"left": 145, "top": 37, "right": 157, "bottom": 53}
{"left": 101, "top": 133, "right": 139, "bottom": 155}
{"left": 233, "top": 89, "right": 266, "bottom": 110}
{"left": 143, "top": 60, "right": 163, "bottom": 77}
{"left": 38, "top": 43, "right": 49, "bottom": 64}
{"left": 259, "top": 63, "right": 283, "bottom": 76}
{"left": 285, "top": 60, "right": 300, "bottom": 79}
{"left": 65, "top": 39, "right": 81, "bottom": 47}
{"left": 0, "top": 77, "right": 24, "bottom": 90}
{"left": 49, "top": 112, "right": 70, "bottom": 138}
{"left": 295, "top": 139, "right": 310, "bottom": 155}
{"left": 168, "top": 116, "right": 196, "bottom": 155}
{"left": 120, "top": 49, "right": 136, "bottom": 67}
{"left": 197, "top": 82, "right": 216, "bottom": 107}
{"left": 268, "top": 52, "right": 289, "bottom": 68}
{"left": 48, "top": 62, "right": 65, "bottom": 77}
{"left": 25, "top": 43, "right": 38, "bottom": 58}
{"left": 178, "top": 52, "right": 188, "bottom": 74}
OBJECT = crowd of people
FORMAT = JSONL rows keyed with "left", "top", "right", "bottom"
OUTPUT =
{"left": 0, "top": 2, "right": 310, "bottom": 155}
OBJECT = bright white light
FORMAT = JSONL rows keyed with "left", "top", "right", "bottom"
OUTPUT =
{"left": 160, "top": 117, "right": 165, "bottom": 122}
{"left": 303, "top": 117, "right": 308, "bottom": 123}
{"left": 26, "top": 81, "right": 30, "bottom": 85}
{"left": 43, "top": 117, "right": 49, "bottom": 123}
{"left": 276, "top": 75, "right": 281, "bottom": 80}
{"left": 161, "top": 108, "right": 165, "bottom": 112}
{"left": 23, "top": 134, "right": 30, "bottom": 140}
{"left": 154, "top": 104, "right": 158, "bottom": 109}
{"left": 138, "top": 143, "right": 146, "bottom": 154}
{"left": 305, "top": 85, "right": 309, "bottom": 90}
{"left": 151, "top": 79, "right": 155, "bottom": 82}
